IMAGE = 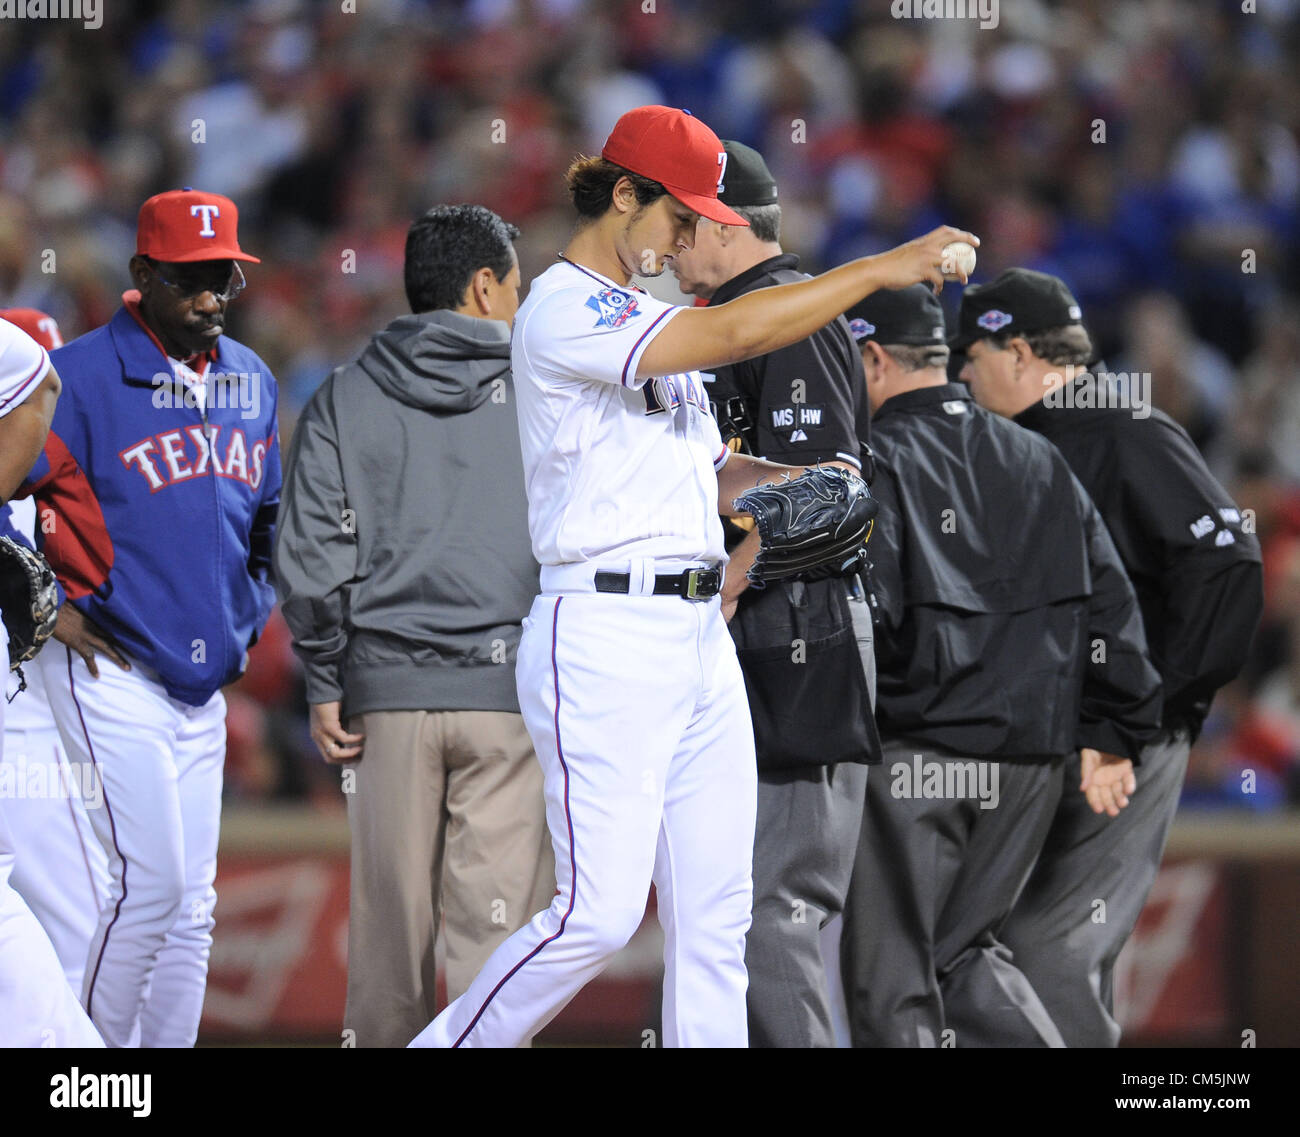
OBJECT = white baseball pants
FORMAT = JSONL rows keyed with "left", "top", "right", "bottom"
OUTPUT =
{"left": 4, "top": 660, "right": 110, "bottom": 993}
{"left": 0, "top": 629, "right": 103, "bottom": 1047}
{"left": 39, "top": 644, "right": 226, "bottom": 1048}
{"left": 411, "top": 578, "right": 758, "bottom": 1048}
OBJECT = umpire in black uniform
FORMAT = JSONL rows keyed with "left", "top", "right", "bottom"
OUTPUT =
{"left": 670, "top": 141, "right": 879, "bottom": 1048}
{"left": 839, "top": 285, "right": 1163, "bottom": 1047}
{"left": 957, "top": 269, "right": 1264, "bottom": 1046}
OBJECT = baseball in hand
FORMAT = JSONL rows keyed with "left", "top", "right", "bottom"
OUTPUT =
{"left": 941, "top": 241, "right": 977, "bottom": 280}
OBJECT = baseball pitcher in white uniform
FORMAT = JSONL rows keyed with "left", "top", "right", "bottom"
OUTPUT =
{"left": 410, "top": 104, "right": 977, "bottom": 1048}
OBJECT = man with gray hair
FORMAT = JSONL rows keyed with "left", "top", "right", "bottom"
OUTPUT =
{"left": 839, "top": 284, "right": 1162, "bottom": 1047}
{"left": 957, "top": 268, "right": 1263, "bottom": 1046}
{"left": 669, "top": 141, "right": 879, "bottom": 1048}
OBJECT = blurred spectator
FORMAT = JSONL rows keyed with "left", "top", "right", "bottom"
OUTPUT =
{"left": 0, "top": 0, "right": 1296, "bottom": 813}
{"left": 1113, "top": 291, "right": 1236, "bottom": 457}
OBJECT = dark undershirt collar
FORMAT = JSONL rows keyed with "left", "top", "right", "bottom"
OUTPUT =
{"left": 708, "top": 253, "right": 801, "bottom": 307}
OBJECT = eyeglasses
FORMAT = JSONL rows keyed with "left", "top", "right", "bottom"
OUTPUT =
{"left": 147, "top": 259, "right": 246, "bottom": 303}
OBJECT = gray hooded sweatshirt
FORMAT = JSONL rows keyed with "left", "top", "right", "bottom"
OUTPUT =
{"left": 274, "top": 310, "right": 538, "bottom": 716}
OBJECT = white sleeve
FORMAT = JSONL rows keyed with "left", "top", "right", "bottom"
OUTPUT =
{"left": 0, "top": 320, "right": 51, "bottom": 419}
{"left": 520, "top": 284, "right": 682, "bottom": 391}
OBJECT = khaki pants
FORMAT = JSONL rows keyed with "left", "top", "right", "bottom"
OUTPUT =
{"left": 344, "top": 710, "right": 554, "bottom": 1048}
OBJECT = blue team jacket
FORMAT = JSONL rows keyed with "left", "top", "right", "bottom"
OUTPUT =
{"left": 22, "top": 297, "right": 281, "bottom": 706}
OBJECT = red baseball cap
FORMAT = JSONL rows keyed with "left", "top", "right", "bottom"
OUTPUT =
{"left": 136, "top": 189, "right": 261, "bottom": 264}
{"left": 0, "top": 307, "right": 63, "bottom": 350}
{"left": 602, "top": 106, "right": 749, "bottom": 227}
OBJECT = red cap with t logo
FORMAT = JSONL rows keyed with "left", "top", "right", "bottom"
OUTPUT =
{"left": 0, "top": 308, "right": 63, "bottom": 350}
{"left": 602, "top": 106, "right": 749, "bottom": 227}
{"left": 136, "top": 189, "right": 261, "bottom": 263}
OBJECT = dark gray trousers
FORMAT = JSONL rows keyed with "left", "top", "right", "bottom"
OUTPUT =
{"left": 746, "top": 763, "right": 870, "bottom": 1048}
{"left": 841, "top": 738, "right": 1066, "bottom": 1048}
{"left": 742, "top": 583, "right": 875, "bottom": 1048}
{"left": 1001, "top": 729, "right": 1192, "bottom": 1047}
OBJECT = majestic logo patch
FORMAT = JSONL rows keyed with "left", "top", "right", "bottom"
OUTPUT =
{"left": 586, "top": 288, "right": 640, "bottom": 329}
{"left": 770, "top": 404, "right": 823, "bottom": 431}
{"left": 977, "top": 309, "right": 1013, "bottom": 331}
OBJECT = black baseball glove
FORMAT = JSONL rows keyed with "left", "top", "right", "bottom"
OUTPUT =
{"left": 732, "top": 465, "right": 877, "bottom": 586}
{"left": 0, "top": 535, "right": 59, "bottom": 671}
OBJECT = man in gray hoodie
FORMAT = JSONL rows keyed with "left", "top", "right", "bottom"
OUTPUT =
{"left": 274, "top": 204, "right": 553, "bottom": 1048}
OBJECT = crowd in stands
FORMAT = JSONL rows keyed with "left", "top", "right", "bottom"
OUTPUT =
{"left": 2, "top": 0, "right": 1297, "bottom": 808}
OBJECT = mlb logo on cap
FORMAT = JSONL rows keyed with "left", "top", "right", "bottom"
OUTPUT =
{"left": 977, "top": 309, "right": 1013, "bottom": 332}
{"left": 136, "top": 189, "right": 261, "bottom": 264}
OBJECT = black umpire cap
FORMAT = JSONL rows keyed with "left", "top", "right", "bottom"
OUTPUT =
{"left": 950, "top": 267, "right": 1084, "bottom": 350}
{"left": 718, "top": 140, "right": 779, "bottom": 208}
{"left": 846, "top": 284, "right": 947, "bottom": 347}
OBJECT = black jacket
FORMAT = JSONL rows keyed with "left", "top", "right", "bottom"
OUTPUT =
{"left": 868, "top": 383, "right": 1162, "bottom": 761}
{"left": 1015, "top": 374, "right": 1263, "bottom": 739}
{"left": 708, "top": 254, "right": 880, "bottom": 771}
{"left": 706, "top": 253, "right": 871, "bottom": 470}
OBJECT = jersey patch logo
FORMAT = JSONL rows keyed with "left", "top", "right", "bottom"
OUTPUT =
{"left": 771, "top": 404, "right": 824, "bottom": 430}
{"left": 586, "top": 288, "right": 640, "bottom": 329}
{"left": 790, "top": 429, "right": 808, "bottom": 441}
{"left": 977, "top": 309, "right": 1013, "bottom": 331}
{"left": 1215, "top": 529, "right": 1236, "bottom": 547}
{"left": 942, "top": 400, "right": 968, "bottom": 414}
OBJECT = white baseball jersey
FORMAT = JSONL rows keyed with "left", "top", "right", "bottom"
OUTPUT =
{"left": 412, "top": 257, "right": 758, "bottom": 1049}
{"left": 0, "top": 319, "right": 50, "bottom": 419}
{"left": 512, "top": 259, "right": 730, "bottom": 567}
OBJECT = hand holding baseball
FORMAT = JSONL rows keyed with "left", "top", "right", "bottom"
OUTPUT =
{"left": 941, "top": 240, "right": 977, "bottom": 280}
{"left": 877, "top": 226, "right": 981, "bottom": 291}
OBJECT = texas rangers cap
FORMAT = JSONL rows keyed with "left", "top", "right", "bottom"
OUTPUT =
{"left": 718, "top": 140, "right": 778, "bottom": 209}
{"left": 0, "top": 307, "right": 62, "bottom": 350}
{"left": 136, "top": 189, "right": 261, "bottom": 264}
{"left": 846, "top": 284, "right": 947, "bottom": 347}
{"left": 602, "top": 106, "right": 749, "bottom": 227}
{"left": 950, "top": 267, "right": 1081, "bottom": 350}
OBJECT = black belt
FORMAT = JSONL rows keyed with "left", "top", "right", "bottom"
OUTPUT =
{"left": 593, "top": 567, "right": 722, "bottom": 601}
